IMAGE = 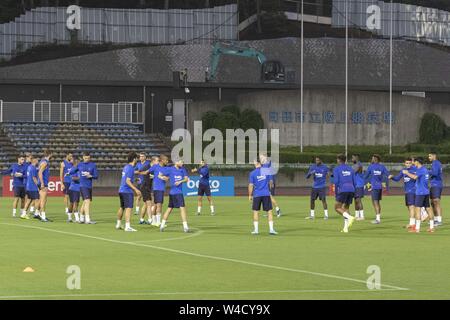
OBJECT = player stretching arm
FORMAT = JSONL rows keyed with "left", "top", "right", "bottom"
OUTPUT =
{"left": 116, "top": 152, "right": 142, "bottom": 232}
{"left": 191, "top": 160, "right": 215, "bottom": 216}
{"left": 333, "top": 154, "right": 356, "bottom": 233}
{"left": 248, "top": 159, "right": 277, "bottom": 235}
{"left": 305, "top": 156, "right": 329, "bottom": 220}
{"left": 23, "top": 155, "right": 40, "bottom": 219}
{"left": 259, "top": 153, "right": 282, "bottom": 217}
{"left": 160, "top": 159, "right": 190, "bottom": 233}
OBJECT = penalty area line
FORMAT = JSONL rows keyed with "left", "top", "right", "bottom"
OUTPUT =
{"left": 0, "top": 222, "right": 410, "bottom": 292}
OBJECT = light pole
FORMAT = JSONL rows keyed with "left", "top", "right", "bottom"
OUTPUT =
{"left": 151, "top": 92, "right": 155, "bottom": 133}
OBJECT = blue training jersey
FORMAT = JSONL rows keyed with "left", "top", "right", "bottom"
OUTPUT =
{"left": 135, "top": 160, "right": 150, "bottom": 185}
{"left": 429, "top": 160, "right": 443, "bottom": 188}
{"left": 25, "top": 165, "right": 38, "bottom": 192}
{"left": 68, "top": 170, "right": 81, "bottom": 192}
{"left": 391, "top": 166, "right": 416, "bottom": 194}
{"left": 333, "top": 164, "right": 356, "bottom": 193}
{"left": 249, "top": 167, "right": 272, "bottom": 197}
{"left": 364, "top": 163, "right": 389, "bottom": 190}
{"left": 306, "top": 164, "right": 328, "bottom": 189}
{"left": 165, "top": 166, "right": 188, "bottom": 195}
{"left": 63, "top": 159, "right": 73, "bottom": 183}
{"left": 119, "top": 164, "right": 135, "bottom": 193}
{"left": 151, "top": 164, "right": 169, "bottom": 191}
{"left": 415, "top": 166, "right": 430, "bottom": 196}
{"left": 352, "top": 161, "right": 365, "bottom": 188}
{"left": 73, "top": 161, "right": 98, "bottom": 189}
{"left": 198, "top": 165, "right": 210, "bottom": 186}
{"left": 38, "top": 159, "right": 50, "bottom": 187}
{"left": 3, "top": 163, "right": 27, "bottom": 187}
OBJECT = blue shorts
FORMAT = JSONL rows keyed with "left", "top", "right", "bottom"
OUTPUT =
{"left": 13, "top": 186, "right": 26, "bottom": 198}
{"left": 415, "top": 194, "right": 430, "bottom": 208}
{"left": 168, "top": 194, "right": 185, "bottom": 208}
{"left": 26, "top": 191, "right": 39, "bottom": 200}
{"left": 371, "top": 189, "right": 382, "bottom": 201}
{"left": 153, "top": 190, "right": 165, "bottom": 204}
{"left": 405, "top": 193, "right": 415, "bottom": 207}
{"left": 354, "top": 187, "right": 365, "bottom": 199}
{"left": 311, "top": 187, "right": 326, "bottom": 201}
{"left": 119, "top": 192, "right": 134, "bottom": 209}
{"left": 252, "top": 196, "right": 273, "bottom": 211}
{"left": 198, "top": 183, "right": 211, "bottom": 197}
{"left": 336, "top": 192, "right": 354, "bottom": 206}
{"left": 80, "top": 187, "right": 92, "bottom": 201}
{"left": 430, "top": 187, "right": 443, "bottom": 200}
{"left": 69, "top": 190, "right": 80, "bottom": 203}
{"left": 63, "top": 182, "right": 71, "bottom": 195}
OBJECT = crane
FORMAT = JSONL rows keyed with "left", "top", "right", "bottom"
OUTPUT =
{"left": 206, "top": 42, "right": 285, "bottom": 83}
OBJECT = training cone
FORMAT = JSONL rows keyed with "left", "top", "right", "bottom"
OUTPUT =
{"left": 23, "top": 267, "right": 35, "bottom": 273}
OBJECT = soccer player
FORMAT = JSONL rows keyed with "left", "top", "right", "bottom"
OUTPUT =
{"left": 23, "top": 155, "right": 40, "bottom": 219}
{"left": 75, "top": 152, "right": 98, "bottom": 224}
{"left": 364, "top": 154, "right": 390, "bottom": 224}
{"left": 259, "top": 153, "right": 282, "bottom": 217}
{"left": 116, "top": 152, "right": 142, "bottom": 232}
{"left": 305, "top": 156, "right": 329, "bottom": 220}
{"left": 134, "top": 152, "right": 149, "bottom": 215}
{"left": 137, "top": 155, "right": 158, "bottom": 225}
{"left": 248, "top": 159, "right": 277, "bottom": 235}
{"left": 333, "top": 154, "right": 356, "bottom": 233}
{"left": 2, "top": 155, "right": 27, "bottom": 217}
{"left": 37, "top": 149, "right": 52, "bottom": 222}
{"left": 159, "top": 159, "right": 190, "bottom": 233}
{"left": 428, "top": 152, "right": 443, "bottom": 226}
{"left": 67, "top": 157, "right": 81, "bottom": 223}
{"left": 352, "top": 154, "right": 365, "bottom": 220}
{"left": 60, "top": 152, "right": 73, "bottom": 218}
{"left": 151, "top": 154, "right": 169, "bottom": 227}
{"left": 389, "top": 158, "right": 416, "bottom": 229}
{"left": 402, "top": 157, "right": 435, "bottom": 233}
{"left": 191, "top": 160, "right": 215, "bottom": 216}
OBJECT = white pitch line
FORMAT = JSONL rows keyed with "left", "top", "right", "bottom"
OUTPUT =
{"left": 0, "top": 223, "right": 409, "bottom": 291}
{"left": 0, "top": 288, "right": 404, "bottom": 300}
{"left": 133, "top": 229, "right": 204, "bottom": 243}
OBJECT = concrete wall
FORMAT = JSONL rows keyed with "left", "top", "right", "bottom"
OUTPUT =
{"left": 187, "top": 88, "right": 450, "bottom": 146}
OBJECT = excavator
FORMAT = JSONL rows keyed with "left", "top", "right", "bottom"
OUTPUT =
{"left": 206, "top": 42, "right": 285, "bottom": 83}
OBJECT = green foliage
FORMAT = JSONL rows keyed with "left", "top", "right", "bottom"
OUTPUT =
{"left": 201, "top": 111, "right": 219, "bottom": 131}
{"left": 240, "top": 108, "right": 264, "bottom": 131}
{"left": 220, "top": 105, "right": 240, "bottom": 117}
{"left": 419, "top": 113, "right": 448, "bottom": 144}
{"left": 214, "top": 111, "right": 240, "bottom": 133}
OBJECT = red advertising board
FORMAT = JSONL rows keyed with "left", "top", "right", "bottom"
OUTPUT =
{"left": 2, "top": 176, "right": 64, "bottom": 197}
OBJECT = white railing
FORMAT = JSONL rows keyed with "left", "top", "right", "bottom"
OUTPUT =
{"left": 0, "top": 100, "right": 144, "bottom": 124}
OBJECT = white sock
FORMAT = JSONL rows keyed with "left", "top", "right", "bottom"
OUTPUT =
{"left": 343, "top": 212, "right": 352, "bottom": 220}
{"left": 160, "top": 219, "right": 166, "bottom": 228}
{"left": 156, "top": 214, "right": 161, "bottom": 224}
{"left": 65, "top": 207, "right": 69, "bottom": 213}
{"left": 13, "top": 209, "right": 17, "bottom": 215}
{"left": 210, "top": 206, "right": 214, "bottom": 213}
{"left": 276, "top": 206, "right": 280, "bottom": 212}
{"left": 85, "top": 214, "right": 91, "bottom": 223}
{"left": 269, "top": 221, "right": 274, "bottom": 232}
{"left": 197, "top": 206, "right": 201, "bottom": 213}
{"left": 68, "top": 212, "right": 72, "bottom": 220}
{"left": 30, "top": 206, "right": 35, "bottom": 213}
{"left": 253, "top": 221, "right": 259, "bottom": 233}
{"left": 344, "top": 218, "right": 349, "bottom": 229}
{"left": 74, "top": 212, "right": 80, "bottom": 221}
{"left": 140, "top": 218, "right": 144, "bottom": 223}
{"left": 310, "top": 210, "right": 315, "bottom": 217}
{"left": 376, "top": 214, "right": 381, "bottom": 222}
{"left": 21, "top": 209, "right": 26, "bottom": 215}
{"left": 430, "top": 220, "right": 435, "bottom": 229}
{"left": 152, "top": 215, "right": 156, "bottom": 223}
{"left": 437, "top": 216, "right": 442, "bottom": 223}
{"left": 415, "top": 219, "right": 421, "bottom": 231}
{"left": 116, "top": 220, "right": 121, "bottom": 228}
{"left": 355, "top": 210, "right": 360, "bottom": 218}
{"left": 324, "top": 209, "right": 328, "bottom": 217}
{"left": 182, "top": 221, "right": 189, "bottom": 230}
{"left": 35, "top": 210, "right": 40, "bottom": 217}
{"left": 136, "top": 206, "right": 140, "bottom": 213}
{"left": 148, "top": 217, "right": 152, "bottom": 224}
{"left": 41, "top": 212, "right": 46, "bottom": 220}
{"left": 80, "top": 215, "right": 85, "bottom": 222}
{"left": 360, "top": 210, "right": 364, "bottom": 218}
{"left": 125, "top": 222, "right": 131, "bottom": 229}
{"left": 409, "top": 218, "right": 415, "bottom": 226}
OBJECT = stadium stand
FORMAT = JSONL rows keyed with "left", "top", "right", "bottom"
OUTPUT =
{"left": 0, "top": 122, "right": 170, "bottom": 170}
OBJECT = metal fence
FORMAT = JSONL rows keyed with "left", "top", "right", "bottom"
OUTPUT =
{"left": 0, "top": 4, "right": 238, "bottom": 60}
{"left": 332, "top": 0, "right": 450, "bottom": 46}
{"left": 0, "top": 100, "right": 144, "bottom": 124}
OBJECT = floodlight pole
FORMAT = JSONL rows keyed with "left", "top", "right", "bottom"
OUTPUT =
{"left": 300, "top": 0, "right": 304, "bottom": 153}
{"left": 389, "top": 0, "right": 393, "bottom": 154}
{"left": 345, "top": 0, "right": 348, "bottom": 158}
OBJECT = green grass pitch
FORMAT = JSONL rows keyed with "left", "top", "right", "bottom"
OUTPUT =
{"left": 0, "top": 195, "right": 449, "bottom": 300}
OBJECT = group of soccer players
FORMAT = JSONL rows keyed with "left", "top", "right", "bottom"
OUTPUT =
{"left": 2, "top": 148, "right": 444, "bottom": 235}
{"left": 305, "top": 152, "right": 444, "bottom": 233}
